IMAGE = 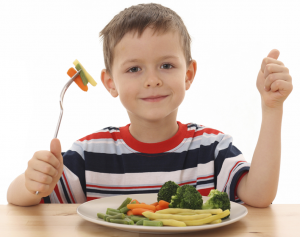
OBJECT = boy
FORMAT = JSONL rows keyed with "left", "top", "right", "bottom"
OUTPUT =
{"left": 7, "top": 3, "right": 293, "bottom": 207}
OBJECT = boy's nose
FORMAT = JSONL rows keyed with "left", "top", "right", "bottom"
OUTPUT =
{"left": 144, "top": 75, "right": 163, "bottom": 88}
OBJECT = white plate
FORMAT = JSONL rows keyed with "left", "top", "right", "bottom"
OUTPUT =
{"left": 77, "top": 193, "right": 248, "bottom": 234}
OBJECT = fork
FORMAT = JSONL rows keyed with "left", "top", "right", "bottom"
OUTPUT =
{"left": 35, "top": 69, "right": 82, "bottom": 196}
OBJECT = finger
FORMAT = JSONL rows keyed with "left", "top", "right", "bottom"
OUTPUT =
{"left": 35, "top": 151, "right": 61, "bottom": 170}
{"left": 50, "top": 138, "right": 63, "bottom": 165}
{"left": 261, "top": 57, "right": 285, "bottom": 74}
{"left": 27, "top": 168, "right": 55, "bottom": 184}
{"left": 270, "top": 80, "right": 293, "bottom": 94}
{"left": 265, "top": 73, "right": 292, "bottom": 91}
{"left": 25, "top": 179, "right": 50, "bottom": 194}
{"left": 263, "top": 64, "right": 289, "bottom": 82}
{"left": 31, "top": 159, "right": 58, "bottom": 177}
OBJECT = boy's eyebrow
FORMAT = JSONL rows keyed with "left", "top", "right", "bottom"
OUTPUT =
{"left": 121, "top": 55, "right": 179, "bottom": 66}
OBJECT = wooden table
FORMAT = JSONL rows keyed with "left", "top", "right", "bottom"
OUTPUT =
{"left": 0, "top": 203, "right": 298, "bottom": 237}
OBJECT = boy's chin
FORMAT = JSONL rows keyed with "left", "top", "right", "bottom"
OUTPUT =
{"left": 126, "top": 104, "right": 179, "bottom": 122}
{"left": 133, "top": 111, "right": 177, "bottom": 123}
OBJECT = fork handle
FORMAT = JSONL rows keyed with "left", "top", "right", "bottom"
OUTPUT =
{"left": 35, "top": 70, "right": 82, "bottom": 196}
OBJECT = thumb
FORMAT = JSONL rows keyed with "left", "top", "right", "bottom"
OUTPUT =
{"left": 50, "top": 138, "right": 63, "bottom": 164}
{"left": 267, "top": 49, "right": 280, "bottom": 60}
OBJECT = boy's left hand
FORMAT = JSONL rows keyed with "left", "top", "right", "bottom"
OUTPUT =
{"left": 256, "top": 49, "right": 293, "bottom": 109}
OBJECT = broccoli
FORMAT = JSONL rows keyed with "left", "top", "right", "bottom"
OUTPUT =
{"left": 202, "top": 189, "right": 231, "bottom": 219}
{"left": 169, "top": 184, "right": 203, "bottom": 209}
{"left": 157, "top": 181, "right": 180, "bottom": 203}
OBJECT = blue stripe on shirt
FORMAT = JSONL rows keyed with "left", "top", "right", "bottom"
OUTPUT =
{"left": 84, "top": 144, "right": 218, "bottom": 174}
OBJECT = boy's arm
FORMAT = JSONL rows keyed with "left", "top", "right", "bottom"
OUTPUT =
{"left": 237, "top": 106, "right": 282, "bottom": 207}
{"left": 7, "top": 173, "right": 42, "bottom": 206}
{"left": 237, "top": 49, "right": 293, "bottom": 207}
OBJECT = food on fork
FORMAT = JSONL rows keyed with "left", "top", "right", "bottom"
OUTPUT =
{"left": 67, "top": 59, "right": 97, "bottom": 91}
{"left": 73, "top": 59, "right": 97, "bottom": 86}
{"left": 67, "top": 67, "right": 88, "bottom": 91}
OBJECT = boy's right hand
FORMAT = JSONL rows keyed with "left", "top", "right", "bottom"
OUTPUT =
{"left": 25, "top": 138, "right": 64, "bottom": 197}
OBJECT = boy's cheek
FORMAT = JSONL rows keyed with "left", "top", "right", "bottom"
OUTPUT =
{"left": 118, "top": 92, "right": 138, "bottom": 111}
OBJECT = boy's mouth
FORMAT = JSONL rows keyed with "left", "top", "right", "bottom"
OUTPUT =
{"left": 141, "top": 95, "right": 169, "bottom": 102}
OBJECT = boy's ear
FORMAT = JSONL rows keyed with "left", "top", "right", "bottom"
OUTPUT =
{"left": 101, "top": 69, "right": 119, "bottom": 98}
{"left": 185, "top": 60, "right": 197, "bottom": 90}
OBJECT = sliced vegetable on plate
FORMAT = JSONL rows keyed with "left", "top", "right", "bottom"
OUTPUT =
{"left": 94, "top": 180, "right": 233, "bottom": 227}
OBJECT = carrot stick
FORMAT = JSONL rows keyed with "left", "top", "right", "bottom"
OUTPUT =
{"left": 150, "top": 202, "right": 159, "bottom": 206}
{"left": 127, "top": 210, "right": 134, "bottom": 216}
{"left": 131, "top": 208, "right": 154, "bottom": 216}
{"left": 67, "top": 67, "right": 88, "bottom": 92}
{"left": 158, "top": 200, "right": 169, "bottom": 209}
{"left": 127, "top": 204, "right": 156, "bottom": 212}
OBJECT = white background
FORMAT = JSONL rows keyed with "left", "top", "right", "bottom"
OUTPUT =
{"left": 1, "top": 0, "right": 299, "bottom": 205}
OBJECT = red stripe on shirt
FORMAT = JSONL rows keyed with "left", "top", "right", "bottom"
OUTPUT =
{"left": 194, "top": 128, "right": 223, "bottom": 138}
{"left": 197, "top": 175, "right": 214, "bottom": 180}
{"left": 78, "top": 130, "right": 122, "bottom": 142}
{"left": 178, "top": 180, "right": 196, "bottom": 186}
{"left": 54, "top": 184, "right": 63, "bottom": 203}
{"left": 79, "top": 125, "right": 222, "bottom": 142}
{"left": 86, "top": 184, "right": 163, "bottom": 190}
{"left": 87, "top": 176, "right": 213, "bottom": 191}
{"left": 197, "top": 187, "right": 215, "bottom": 196}
{"left": 77, "top": 123, "right": 224, "bottom": 154}
{"left": 62, "top": 172, "right": 76, "bottom": 203}
{"left": 222, "top": 161, "right": 246, "bottom": 192}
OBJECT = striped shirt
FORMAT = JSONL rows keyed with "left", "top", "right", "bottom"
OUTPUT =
{"left": 41, "top": 121, "right": 250, "bottom": 205}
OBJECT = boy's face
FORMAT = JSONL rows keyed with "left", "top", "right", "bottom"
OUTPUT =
{"left": 101, "top": 27, "right": 197, "bottom": 123}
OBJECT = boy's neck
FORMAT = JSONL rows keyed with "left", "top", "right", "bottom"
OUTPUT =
{"left": 128, "top": 116, "right": 179, "bottom": 144}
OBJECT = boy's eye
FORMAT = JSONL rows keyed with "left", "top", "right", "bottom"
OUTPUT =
{"left": 128, "top": 67, "right": 141, "bottom": 73}
{"left": 127, "top": 63, "right": 174, "bottom": 73}
{"left": 161, "top": 63, "right": 173, "bottom": 69}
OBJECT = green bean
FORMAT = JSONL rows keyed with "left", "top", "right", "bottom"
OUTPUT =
{"left": 96, "top": 213, "right": 106, "bottom": 219}
{"left": 124, "top": 218, "right": 134, "bottom": 225}
{"left": 136, "top": 218, "right": 150, "bottom": 225}
{"left": 106, "top": 213, "right": 126, "bottom": 222}
{"left": 130, "top": 216, "right": 149, "bottom": 223}
{"left": 110, "top": 218, "right": 134, "bottom": 225}
{"left": 97, "top": 213, "right": 112, "bottom": 221}
{"left": 106, "top": 208, "right": 120, "bottom": 214}
{"left": 103, "top": 215, "right": 112, "bottom": 221}
{"left": 107, "top": 210, "right": 120, "bottom": 216}
{"left": 128, "top": 215, "right": 140, "bottom": 219}
{"left": 117, "top": 197, "right": 132, "bottom": 210}
{"left": 119, "top": 206, "right": 130, "bottom": 214}
{"left": 143, "top": 220, "right": 163, "bottom": 227}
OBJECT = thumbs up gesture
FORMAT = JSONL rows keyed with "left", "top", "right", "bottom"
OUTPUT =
{"left": 25, "top": 138, "right": 64, "bottom": 197}
{"left": 256, "top": 49, "right": 293, "bottom": 110}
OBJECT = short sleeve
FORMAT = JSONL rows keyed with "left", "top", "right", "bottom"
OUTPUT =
{"left": 41, "top": 141, "right": 87, "bottom": 204}
{"left": 214, "top": 133, "right": 251, "bottom": 204}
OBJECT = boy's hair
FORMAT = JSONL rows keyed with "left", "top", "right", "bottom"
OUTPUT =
{"left": 99, "top": 3, "right": 192, "bottom": 77}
